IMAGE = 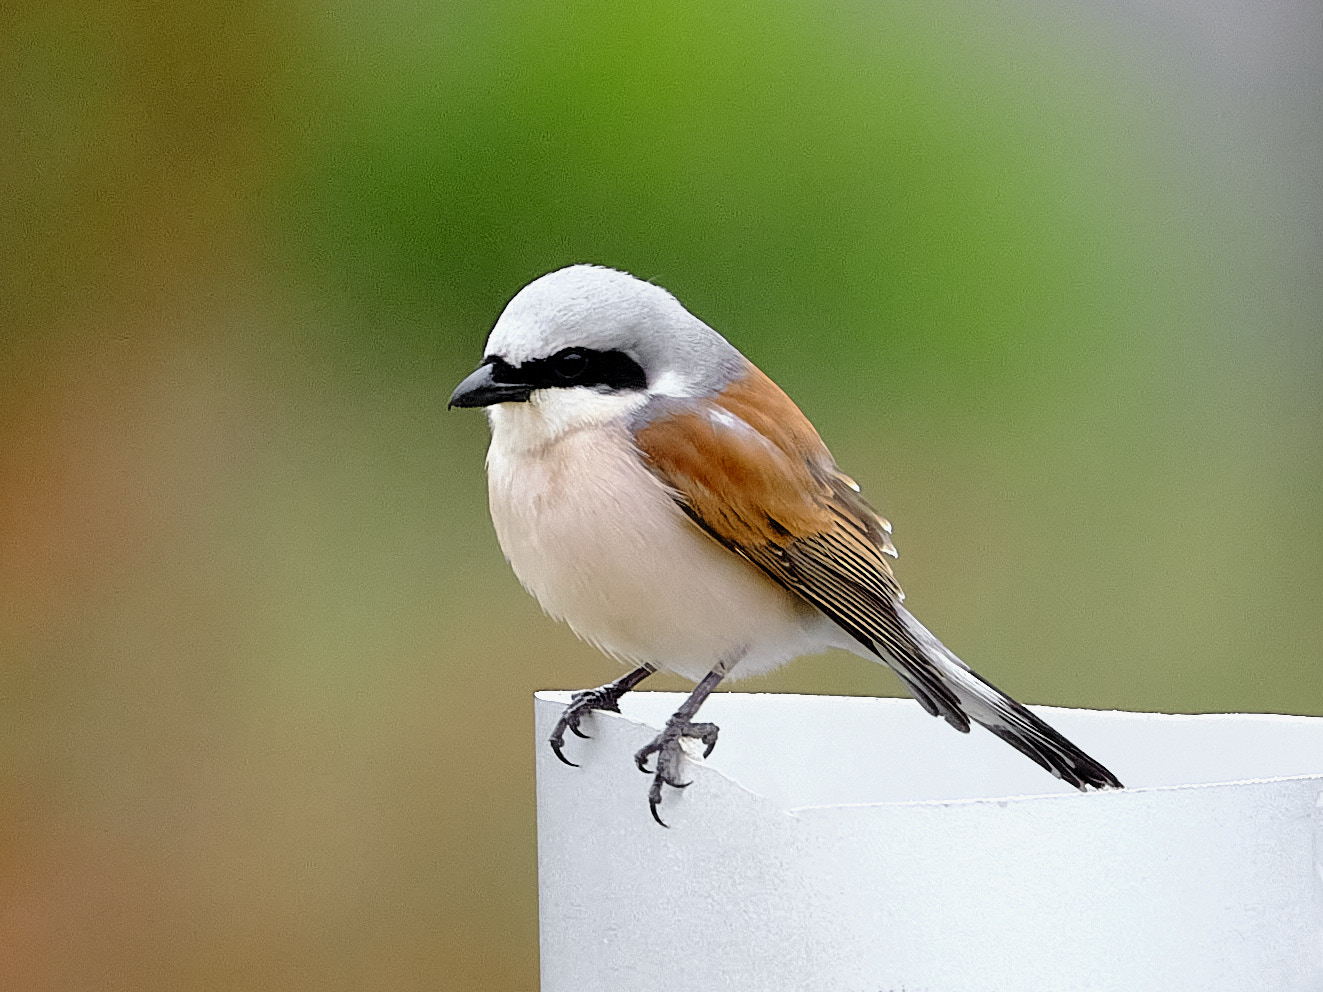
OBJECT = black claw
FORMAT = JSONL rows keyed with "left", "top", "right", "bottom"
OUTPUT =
{"left": 547, "top": 677, "right": 648, "bottom": 766}
{"left": 649, "top": 799, "right": 669, "bottom": 828}
{"left": 658, "top": 766, "right": 687, "bottom": 789}
{"left": 550, "top": 740, "right": 579, "bottom": 768}
{"left": 633, "top": 717, "right": 722, "bottom": 825}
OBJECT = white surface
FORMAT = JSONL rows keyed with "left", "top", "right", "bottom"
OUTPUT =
{"left": 535, "top": 691, "right": 1323, "bottom": 992}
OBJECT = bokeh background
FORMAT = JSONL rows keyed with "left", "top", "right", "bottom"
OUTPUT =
{"left": 2, "top": 0, "right": 1320, "bottom": 987}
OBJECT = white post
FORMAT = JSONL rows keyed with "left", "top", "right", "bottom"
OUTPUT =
{"left": 535, "top": 691, "right": 1323, "bottom": 992}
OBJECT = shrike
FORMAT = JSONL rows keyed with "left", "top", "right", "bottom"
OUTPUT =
{"left": 451, "top": 264, "right": 1122, "bottom": 825}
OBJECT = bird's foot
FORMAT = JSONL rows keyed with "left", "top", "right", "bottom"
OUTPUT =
{"left": 634, "top": 718, "right": 719, "bottom": 827}
{"left": 548, "top": 684, "right": 631, "bottom": 767}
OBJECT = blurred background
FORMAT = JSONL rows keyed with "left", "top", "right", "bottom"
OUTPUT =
{"left": 2, "top": 0, "right": 1320, "bottom": 987}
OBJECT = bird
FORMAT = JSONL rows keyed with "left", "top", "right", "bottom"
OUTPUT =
{"left": 450, "top": 264, "right": 1122, "bottom": 825}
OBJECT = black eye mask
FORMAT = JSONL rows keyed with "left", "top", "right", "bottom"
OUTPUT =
{"left": 487, "top": 348, "right": 648, "bottom": 393}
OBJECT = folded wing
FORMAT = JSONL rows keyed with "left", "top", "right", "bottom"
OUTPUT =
{"left": 631, "top": 363, "right": 969, "bottom": 730}
{"left": 631, "top": 361, "right": 1123, "bottom": 791}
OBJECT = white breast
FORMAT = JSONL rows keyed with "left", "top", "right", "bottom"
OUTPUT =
{"left": 484, "top": 398, "right": 830, "bottom": 682}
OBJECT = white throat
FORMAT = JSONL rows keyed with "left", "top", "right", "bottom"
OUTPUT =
{"left": 486, "top": 389, "right": 649, "bottom": 455}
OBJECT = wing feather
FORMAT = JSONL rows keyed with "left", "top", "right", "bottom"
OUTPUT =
{"left": 632, "top": 364, "right": 969, "bottom": 730}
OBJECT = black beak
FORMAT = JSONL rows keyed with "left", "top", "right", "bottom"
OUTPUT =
{"left": 448, "top": 362, "right": 533, "bottom": 409}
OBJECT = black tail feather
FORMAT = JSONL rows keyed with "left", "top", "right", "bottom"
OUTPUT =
{"left": 956, "top": 669, "right": 1123, "bottom": 790}
{"left": 890, "top": 604, "right": 1123, "bottom": 791}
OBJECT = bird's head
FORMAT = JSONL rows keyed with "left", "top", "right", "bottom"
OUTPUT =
{"left": 449, "top": 265, "right": 744, "bottom": 442}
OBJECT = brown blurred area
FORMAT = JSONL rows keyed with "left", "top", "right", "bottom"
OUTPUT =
{"left": 2, "top": 2, "right": 535, "bottom": 987}
{"left": 2, "top": 0, "right": 1320, "bottom": 988}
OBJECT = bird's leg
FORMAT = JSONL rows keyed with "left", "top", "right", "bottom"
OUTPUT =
{"left": 634, "top": 667, "right": 727, "bottom": 827}
{"left": 548, "top": 664, "right": 656, "bottom": 767}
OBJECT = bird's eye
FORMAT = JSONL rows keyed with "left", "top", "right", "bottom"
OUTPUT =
{"left": 554, "top": 350, "right": 589, "bottom": 380}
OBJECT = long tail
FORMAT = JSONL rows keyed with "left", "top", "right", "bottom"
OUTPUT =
{"left": 885, "top": 605, "right": 1123, "bottom": 791}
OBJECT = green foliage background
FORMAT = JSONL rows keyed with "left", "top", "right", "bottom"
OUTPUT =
{"left": 3, "top": 0, "right": 1319, "bottom": 987}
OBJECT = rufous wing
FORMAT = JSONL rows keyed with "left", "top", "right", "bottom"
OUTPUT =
{"left": 632, "top": 362, "right": 968, "bottom": 729}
